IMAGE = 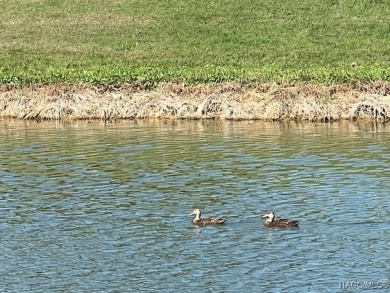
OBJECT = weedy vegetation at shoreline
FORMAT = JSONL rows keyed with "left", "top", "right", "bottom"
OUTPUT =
{"left": 1, "top": 0, "right": 389, "bottom": 85}
{"left": 1, "top": 82, "right": 389, "bottom": 121}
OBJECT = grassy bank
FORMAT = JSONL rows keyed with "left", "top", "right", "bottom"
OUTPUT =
{"left": 1, "top": 0, "right": 389, "bottom": 85}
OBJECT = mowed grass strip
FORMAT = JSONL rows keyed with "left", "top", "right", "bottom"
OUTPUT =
{"left": 1, "top": 0, "right": 389, "bottom": 85}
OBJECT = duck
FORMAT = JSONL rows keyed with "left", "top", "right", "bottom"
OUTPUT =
{"left": 261, "top": 211, "right": 299, "bottom": 228}
{"left": 191, "top": 209, "right": 226, "bottom": 226}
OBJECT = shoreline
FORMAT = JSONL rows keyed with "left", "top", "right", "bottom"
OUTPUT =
{"left": 1, "top": 82, "right": 389, "bottom": 121}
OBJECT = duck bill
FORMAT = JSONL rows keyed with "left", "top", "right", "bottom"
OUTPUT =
{"left": 261, "top": 215, "right": 267, "bottom": 218}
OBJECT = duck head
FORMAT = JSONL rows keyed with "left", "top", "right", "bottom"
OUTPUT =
{"left": 261, "top": 211, "right": 275, "bottom": 223}
{"left": 191, "top": 209, "right": 201, "bottom": 218}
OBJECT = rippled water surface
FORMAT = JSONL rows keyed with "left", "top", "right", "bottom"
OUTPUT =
{"left": 1, "top": 119, "right": 390, "bottom": 292}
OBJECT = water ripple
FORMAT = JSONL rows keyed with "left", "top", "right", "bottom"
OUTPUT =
{"left": 0, "top": 120, "right": 389, "bottom": 292}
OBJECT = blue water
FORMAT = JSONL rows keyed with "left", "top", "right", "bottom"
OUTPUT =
{"left": 0, "top": 120, "right": 389, "bottom": 292}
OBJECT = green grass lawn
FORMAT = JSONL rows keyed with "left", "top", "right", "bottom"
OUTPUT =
{"left": 1, "top": 0, "right": 389, "bottom": 85}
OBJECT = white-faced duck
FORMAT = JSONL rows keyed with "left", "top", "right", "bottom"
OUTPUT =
{"left": 191, "top": 209, "right": 226, "bottom": 226}
{"left": 261, "top": 211, "right": 299, "bottom": 228}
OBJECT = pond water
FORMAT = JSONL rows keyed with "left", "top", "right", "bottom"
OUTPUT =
{"left": 0, "top": 119, "right": 389, "bottom": 292}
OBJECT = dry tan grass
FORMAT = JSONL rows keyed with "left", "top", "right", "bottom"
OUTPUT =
{"left": 0, "top": 82, "right": 389, "bottom": 121}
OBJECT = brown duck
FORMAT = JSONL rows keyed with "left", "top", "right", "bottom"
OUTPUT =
{"left": 191, "top": 209, "right": 226, "bottom": 226}
{"left": 261, "top": 211, "right": 299, "bottom": 228}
